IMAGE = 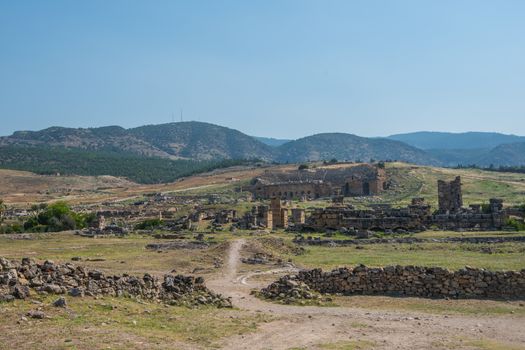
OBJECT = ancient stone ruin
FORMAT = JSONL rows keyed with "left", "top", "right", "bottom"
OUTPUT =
{"left": 238, "top": 198, "right": 305, "bottom": 230}
{"left": 251, "top": 164, "right": 387, "bottom": 200}
{"left": 306, "top": 176, "right": 513, "bottom": 232}
{"left": 438, "top": 176, "right": 463, "bottom": 213}
{"left": 308, "top": 197, "right": 432, "bottom": 232}
{"left": 0, "top": 257, "right": 231, "bottom": 307}
{"left": 261, "top": 265, "right": 525, "bottom": 300}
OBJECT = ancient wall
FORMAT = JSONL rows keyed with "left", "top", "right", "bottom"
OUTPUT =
{"left": 266, "top": 266, "right": 525, "bottom": 299}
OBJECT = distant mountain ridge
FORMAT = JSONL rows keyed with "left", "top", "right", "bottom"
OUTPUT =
{"left": 1, "top": 122, "right": 525, "bottom": 169}
{"left": 276, "top": 133, "right": 439, "bottom": 165}
{"left": 252, "top": 136, "right": 292, "bottom": 147}
{"left": 388, "top": 131, "right": 525, "bottom": 150}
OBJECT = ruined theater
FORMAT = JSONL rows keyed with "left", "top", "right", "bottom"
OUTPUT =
{"left": 250, "top": 163, "right": 387, "bottom": 200}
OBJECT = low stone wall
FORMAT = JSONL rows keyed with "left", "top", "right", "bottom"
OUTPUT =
{"left": 263, "top": 265, "right": 525, "bottom": 300}
{"left": 294, "top": 235, "right": 525, "bottom": 246}
{"left": 0, "top": 257, "right": 231, "bottom": 307}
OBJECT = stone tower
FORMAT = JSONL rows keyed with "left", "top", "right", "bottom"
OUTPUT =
{"left": 437, "top": 176, "right": 463, "bottom": 213}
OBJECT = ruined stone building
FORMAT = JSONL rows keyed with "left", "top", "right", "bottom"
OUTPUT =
{"left": 432, "top": 198, "right": 507, "bottom": 230}
{"left": 251, "top": 164, "right": 387, "bottom": 200}
{"left": 307, "top": 176, "right": 511, "bottom": 232}
{"left": 214, "top": 209, "right": 237, "bottom": 224}
{"left": 240, "top": 199, "right": 306, "bottom": 230}
{"left": 270, "top": 198, "right": 289, "bottom": 228}
{"left": 308, "top": 197, "right": 432, "bottom": 231}
{"left": 291, "top": 208, "right": 306, "bottom": 225}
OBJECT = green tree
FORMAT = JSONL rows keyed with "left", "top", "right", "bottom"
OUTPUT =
{"left": 24, "top": 201, "right": 90, "bottom": 232}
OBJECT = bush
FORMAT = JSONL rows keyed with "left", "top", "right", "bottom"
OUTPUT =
{"left": 135, "top": 218, "right": 163, "bottom": 230}
{"left": 0, "top": 223, "right": 23, "bottom": 234}
{"left": 23, "top": 201, "right": 90, "bottom": 232}
{"left": 298, "top": 164, "right": 309, "bottom": 170}
{"left": 481, "top": 203, "right": 492, "bottom": 214}
{"left": 506, "top": 218, "right": 525, "bottom": 231}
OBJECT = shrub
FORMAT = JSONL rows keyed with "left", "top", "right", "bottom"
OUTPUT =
{"left": 23, "top": 201, "right": 90, "bottom": 232}
{"left": 481, "top": 203, "right": 492, "bottom": 214}
{"left": 0, "top": 223, "right": 23, "bottom": 234}
{"left": 135, "top": 218, "right": 163, "bottom": 230}
{"left": 506, "top": 218, "right": 525, "bottom": 231}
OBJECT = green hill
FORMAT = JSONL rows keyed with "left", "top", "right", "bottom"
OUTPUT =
{"left": 275, "top": 133, "right": 439, "bottom": 165}
{"left": 129, "top": 122, "right": 275, "bottom": 161}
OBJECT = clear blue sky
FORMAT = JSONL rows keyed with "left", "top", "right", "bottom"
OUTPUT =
{"left": 1, "top": 0, "right": 524, "bottom": 139}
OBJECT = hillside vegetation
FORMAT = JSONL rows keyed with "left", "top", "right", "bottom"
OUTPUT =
{"left": 0, "top": 145, "right": 250, "bottom": 184}
{"left": 129, "top": 122, "right": 275, "bottom": 161}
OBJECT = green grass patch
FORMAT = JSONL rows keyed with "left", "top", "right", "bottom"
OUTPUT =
{"left": 288, "top": 242, "right": 525, "bottom": 271}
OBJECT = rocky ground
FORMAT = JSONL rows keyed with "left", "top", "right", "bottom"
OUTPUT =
{"left": 1, "top": 238, "right": 524, "bottom": 349}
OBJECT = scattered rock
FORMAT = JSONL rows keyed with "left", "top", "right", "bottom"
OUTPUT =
{"left": 26, "top": 310, "right": 46, "bottom": 319}
{"left": 53, "top": 297, "right": 67, "bottom": 308}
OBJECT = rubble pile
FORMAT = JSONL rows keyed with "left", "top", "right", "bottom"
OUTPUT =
{"left": 257, "top": 274, "right": 323, "bottom": 304}
{"left": 0, "top": 257, "right": 231, "bottom": 307}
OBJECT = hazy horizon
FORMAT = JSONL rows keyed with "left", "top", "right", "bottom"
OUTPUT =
{"left": 1, "top": 1, "right": 524, "bottom": 138}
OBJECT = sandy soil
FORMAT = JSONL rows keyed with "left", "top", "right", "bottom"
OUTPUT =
{"left": 207, "top": 239, "right": 525, "bottom": 350}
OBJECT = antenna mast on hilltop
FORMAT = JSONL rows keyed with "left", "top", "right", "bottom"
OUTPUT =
{"left": 180, "top": 108, "right": 183, "bottom": 122}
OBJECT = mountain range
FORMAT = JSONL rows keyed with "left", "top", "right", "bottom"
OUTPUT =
{"left": 0, "top": 122, "right": 438, "bottom": 165}
{"left": 0, "top": 122, "right": 524, "bottom": 178}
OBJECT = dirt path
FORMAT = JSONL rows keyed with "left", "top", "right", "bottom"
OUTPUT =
{"left": 207, "top": 239, "right": 525, "bottom": 350}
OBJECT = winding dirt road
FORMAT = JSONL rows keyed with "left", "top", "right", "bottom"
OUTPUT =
{"left": 207, "top": 239, "right": 525, "bottom": 350}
